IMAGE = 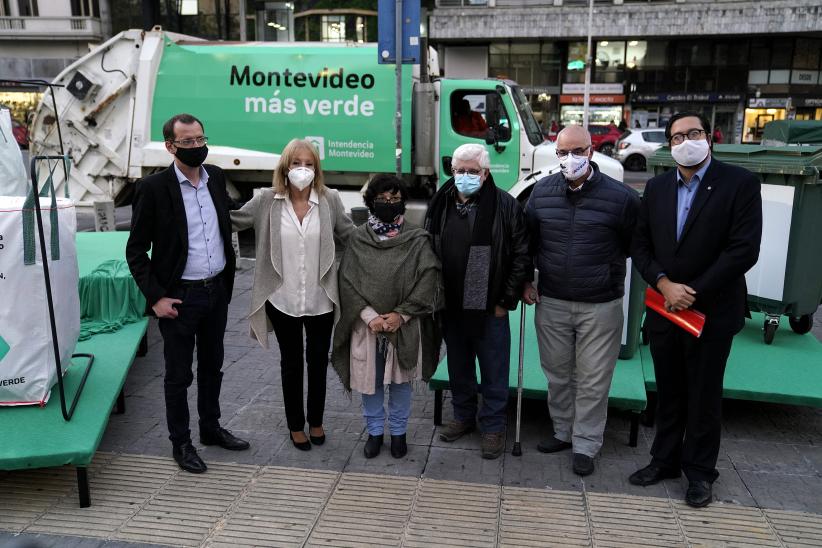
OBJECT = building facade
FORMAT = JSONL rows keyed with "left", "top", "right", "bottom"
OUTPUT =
{"left": 0, "top": 0, "right": 111, "bottom": 124}
{"left": 429, "top": 0, "right": 822, "bottom": 143}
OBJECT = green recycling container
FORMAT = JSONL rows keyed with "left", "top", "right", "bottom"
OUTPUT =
{"left": 648, "top": 144, "right": 822, "bottom": 344}
{"left": 619, "top": 261, "right": 647, "bottom": 359}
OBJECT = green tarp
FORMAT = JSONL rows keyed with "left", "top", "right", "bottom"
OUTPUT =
{"left": 762, "top": 120, "right": 822, "bottom": 146}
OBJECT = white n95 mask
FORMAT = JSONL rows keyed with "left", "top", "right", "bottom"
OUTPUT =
{"left": 671, "top": 139, "right": 710, "bottom": 167}
{"left": 287, "top": 166, "right": 315, "bottom": 190}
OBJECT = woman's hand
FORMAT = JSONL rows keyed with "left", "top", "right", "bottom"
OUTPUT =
{"left": 381, "top": 312, "right": 404, "bottom": 332}
{"left": 368, "top": 317, "right": 384, "bottom": 333}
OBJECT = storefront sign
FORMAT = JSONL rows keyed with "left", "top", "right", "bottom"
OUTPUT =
{"left": 791, "top": 70, "right": 819, "bottom": 85}
{"left": 560, "top": 94, "right": 625, "bottom": 104}
{"left": 633, "top": 92, "right": 743, "bottom": 103}
{"left": 562, "top": 83, "right": 624, "bottom": 94}
{"left": 795, "top": 97, "right": 822, "bottom": 107}
{"left": 748, "top": 97, "right": 789, "bottom": 108}
{"left": 521, "top": 86, "right": 560, "bottom": 96}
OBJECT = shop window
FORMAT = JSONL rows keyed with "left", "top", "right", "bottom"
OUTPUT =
{"left": 566, "top": 42, "right": 588, "bottom": 84}
{"left": 749, "top": 40, "right": 770, "bottom": 71}
{"left": 489, "top": 42, "right": 561, "bottom": 89}
{"left": 560, "top": 105, "right": 623, "bottom": 127}
{"left": 595, "top": 41, "right": 625, "bottom": 83}
{"left": 743, "top": 108, "right": 786, "bottom": 143}
{"left": 770, "top": 39, "right": 793, "bottom": 69}
{"left": 625, "top": 41, "right": 647, "bottom": 70}
{"left": 321, "top": 15, "right": 345, "bottom": 42}
{"left": 793, "top": 39, "right": 821, "bottom": 70}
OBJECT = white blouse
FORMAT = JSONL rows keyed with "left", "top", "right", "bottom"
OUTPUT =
{"left": 268, "top": 189, "right": 334, "bottom": 317}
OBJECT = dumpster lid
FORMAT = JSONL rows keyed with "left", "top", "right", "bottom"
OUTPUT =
{"left": 762, "top": 120, "right": 822, "bottom": 146}
{"left": 648, "top": 144, "right": 822, "bottom": 177}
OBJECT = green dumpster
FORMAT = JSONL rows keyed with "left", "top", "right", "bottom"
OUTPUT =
{"left": 649, "top": 144, "right": 822, "bottom": 344}
{"left": 620, "top": 261, "right": 646, "bottom": 359}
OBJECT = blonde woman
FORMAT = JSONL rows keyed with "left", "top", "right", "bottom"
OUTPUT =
{"left": 231, "top": 139, "right": 354, "bottom": 451}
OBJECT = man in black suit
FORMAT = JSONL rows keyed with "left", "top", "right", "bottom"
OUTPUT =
{"left": 629, "top": 111, "right": 762, "bottom": 507}
{"left": 126, "top": 113, "right": 249, "bottom": 473}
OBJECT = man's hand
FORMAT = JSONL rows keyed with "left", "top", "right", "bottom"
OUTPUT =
{"left": 494, "top": 305, "right": 508, "bottom": 318}
{"left": 381, "top": 312, "right": 404, "bottom": 333}
{"left": 521, "top": 282, "right": 540, "bottom": 305}
{"left": 368, "top": 317, "right": 385, "bottom": 333}
{"left": 152, "top": 297, "right": 182, "bottom": 319}
{"left": 657, "top": 277, "right": 696, "bottom": 312}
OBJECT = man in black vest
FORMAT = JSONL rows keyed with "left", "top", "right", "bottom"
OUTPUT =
{"left": 629, "top": 111, "right": 762, "bottom": 507}
{"left": 523, "top": 125, "right": 639, "bottom": 476}
{"left": 126, "top": 113, "right": 249, "bottom": 473}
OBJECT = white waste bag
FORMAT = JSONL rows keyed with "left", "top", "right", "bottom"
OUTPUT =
{"left": 0, "top": 109, "right": 28, "bottom": 197}
{"left": 0, "top": 190, "right": 80, "bottom": 406}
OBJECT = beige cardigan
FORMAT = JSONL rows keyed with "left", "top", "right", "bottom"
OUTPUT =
{"left": 230, "top": 188, "right": 354, "bottom": 348}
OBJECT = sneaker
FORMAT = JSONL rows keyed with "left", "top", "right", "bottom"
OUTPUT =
{"left": 439, "top": 420, "right": 476, "bottom": 442}
{"left": 572, "top": 453, "right": 595, "bottom": 476}
{"left": 481, "top": 431, "right": 505, "bottom": 460}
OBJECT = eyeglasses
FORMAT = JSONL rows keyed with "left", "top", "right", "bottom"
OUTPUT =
{"left": 669, "top": 129, "right": 705, "bottom": 145}
{"left": 556, "top": 146, "right": 590, "bottom": 158}
{"left": 452, "top": 168, "right": 482, "bottom": 176}
{"left": 171, "top": 136, "right": 208, "bottom": 147}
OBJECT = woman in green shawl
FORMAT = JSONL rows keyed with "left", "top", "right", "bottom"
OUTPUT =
{"left": 332, "top": 175, "right": 442, "bottom": 459}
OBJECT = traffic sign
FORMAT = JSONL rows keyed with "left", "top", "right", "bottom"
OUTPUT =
{"left": 377, "top": 0, "right": 420, "bottom": 64}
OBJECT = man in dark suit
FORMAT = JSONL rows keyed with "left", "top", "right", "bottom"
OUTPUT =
{"left": 629, "top": 111, "right": 762, "bottom": 507}
{"left": 126, "top": 113, "right": 249, "bottom": 473}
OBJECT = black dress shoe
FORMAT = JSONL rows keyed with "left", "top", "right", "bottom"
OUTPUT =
{"left": 290, "top": 432, "right": 312, "bottom": 451}
{"left": 537, "top": 436, "right": 572, "bottom": 454}
{"left": 200, "top": 427, "right": 250, "bottom": 451}
{"left": 173, "top": 442, "right": 207, "bottom": 474}
{"left": 629, "top": 464, "right": 681, "bottom": 486}
{"left": 364, "top": 434, "right": 383, "bottom": 459}
{"left": 572, "top": 453, "right": 595, "bottom": 476}
{"left": 685, "top": 480, "right": 713, "bottom": 508}
{"left": 390, "top": 434, "right": 407, "bottom": 458}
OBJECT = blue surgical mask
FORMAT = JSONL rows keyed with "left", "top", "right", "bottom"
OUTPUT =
{"left": 454, "top": 173, "right": 482, "bottom": 196}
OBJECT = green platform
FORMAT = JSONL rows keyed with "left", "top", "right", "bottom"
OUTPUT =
{"left": 429, "top": 303, "right": 647, "bottom": 446}
{"left": 0, "top": 231, "right": 147, "bottom": 507}
{"left": 641, "top": 313, "right": 822, "bottom": 408}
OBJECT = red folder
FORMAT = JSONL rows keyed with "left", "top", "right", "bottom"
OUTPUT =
{"left": 644, "top": 287, "right": 706, "bottom": 338}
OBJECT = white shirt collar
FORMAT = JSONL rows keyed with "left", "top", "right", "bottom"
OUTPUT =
{"left": 173, "top": 162, "right": 209, "bottom": 186}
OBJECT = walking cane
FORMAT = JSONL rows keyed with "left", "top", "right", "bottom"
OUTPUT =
{"left": 512, "top": 303, "right": 526, "bottom": 456}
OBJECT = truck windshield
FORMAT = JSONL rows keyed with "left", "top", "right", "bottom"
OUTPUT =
{"left": 511, "top": 86, "right": 545, "bottom": 147}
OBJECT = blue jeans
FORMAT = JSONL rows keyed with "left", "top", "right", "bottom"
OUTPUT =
{"left": 442, "top": 311, "right": 511, "bottom": 433}
{"left": 361, "top": 341, "right": 412, "bottom": 436}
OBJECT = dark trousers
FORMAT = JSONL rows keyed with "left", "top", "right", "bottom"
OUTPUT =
{"left": 158, "top": 281, "right": 228, "bottom": 447}
{"left": 442, "top": 311, "right": 511, "bottom": 433}
{"left": 649, "top": 327, "right": 734, "bottom": 482}
{"left": 266, "top": 303, "right": 334, "bottom": 432}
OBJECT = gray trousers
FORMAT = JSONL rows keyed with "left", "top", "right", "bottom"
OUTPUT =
{"left": 535, "top": 296, "right": 624, "bottom": 457}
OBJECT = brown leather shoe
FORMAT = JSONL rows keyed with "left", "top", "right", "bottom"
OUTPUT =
{"left": 439, "top": 420, "right": 476, "bottom": 442}
{"left": 481, "top": 431, "right": 505, "bottom": 460}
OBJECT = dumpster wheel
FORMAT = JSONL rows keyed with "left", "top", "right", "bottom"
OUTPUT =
{"left": 763, "top": 315, "right": 780, "bottom": 344}
{"left": 789, "top": 314, "right": 814, "bottom": 335}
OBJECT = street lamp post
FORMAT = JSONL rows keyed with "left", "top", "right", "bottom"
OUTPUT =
{"left": 582, "top": 0, "right": 594, "bottom": 128}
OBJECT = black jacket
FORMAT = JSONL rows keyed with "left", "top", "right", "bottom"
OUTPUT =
{"left": 631, "top": 158, "right": 762, "bottom": 337}
{"left": 526, "top": 162, "right": 639, "bottom": 303}
{"left": 126, "top": 163, "right": 236, "bottom": 315}
{"left": 424, "top": 174, "right": 531, "bottom": 311}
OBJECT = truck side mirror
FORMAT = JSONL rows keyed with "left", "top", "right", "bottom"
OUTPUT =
{"left": 484, "top": 127, "right": 506, "bottom": 153}
{"left": 442, "top": 156, "right": 453, "bottom": 176}
{"left": 485, "top": 93, "right": 500, "bottom": 128}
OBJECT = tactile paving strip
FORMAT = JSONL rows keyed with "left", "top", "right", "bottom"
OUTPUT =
{"left": 765, "top": 509, "right": 822, "bottom": 548}
{"left": 306, "top": 472, "right": 417, "bottom": 548}
{"left": 676, "top": 502, "right": 782, "bottom": 547}
{"left": 499, "top": 487, "right": 590, "bottom": 547}
{"left": 588, "top": 492, "right": 686, "bottom": 548}
{"left": 403, "top": 478, "right": 500, "bottom": 547}
{"left": 210, "top": 466, "right": 338, "bottom": 548}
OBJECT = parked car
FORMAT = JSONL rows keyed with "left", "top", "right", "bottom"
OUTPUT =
{"left": 11, "top": 118, "right": 28, "bottom": 149}
{"left": 543, "top": 124, "right": 622, "bottom": 156}
{"left": 614, "top": 128, "right": 667, "bottom": 171}
{"left": 588, "top": 124, "right": 623, "bottom": 156}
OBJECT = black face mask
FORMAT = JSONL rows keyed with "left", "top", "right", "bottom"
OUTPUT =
{"left": 175, "top": 145, "right": 208, "bottom": 168}
{"left": 372, "top": 201, "right": 405, "bottom": 224}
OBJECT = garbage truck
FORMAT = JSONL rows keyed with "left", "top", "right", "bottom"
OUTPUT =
{"left": 29, "top": 27, "right": 623, "bottom": 212}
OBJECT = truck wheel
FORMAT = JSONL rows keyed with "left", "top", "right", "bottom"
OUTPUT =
{"left": 625, "top": 154, "right": 646, "bottom": 172}
{"left": 599, "top": 143, "right": 615, "bottom": 157}
{"left": 763, "top": 320, "right": 778, "bottom": 345}
{"left": 789, "top": 315, "right": 813, "bottom": 335}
